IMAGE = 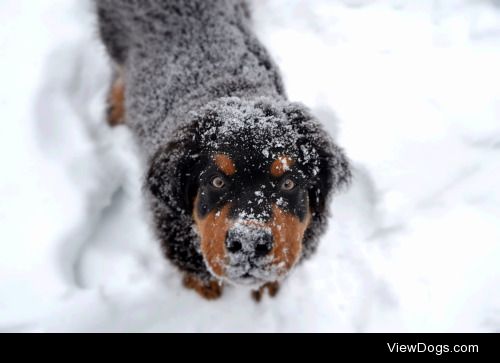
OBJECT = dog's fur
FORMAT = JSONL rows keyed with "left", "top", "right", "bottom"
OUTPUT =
{"left": 96, "top": 0, "right": 351, "bottom": 299}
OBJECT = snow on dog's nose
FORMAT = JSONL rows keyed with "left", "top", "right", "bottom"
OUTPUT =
{"left": 223, "top": 222, "right": 274, "bottom": 285}
{"left": 225, "top": 223, "right": 273, "bottom": 258}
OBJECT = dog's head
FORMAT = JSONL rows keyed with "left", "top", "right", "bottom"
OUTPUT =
{"left": 147, "top": 97, "right": 350, "bottom": 285}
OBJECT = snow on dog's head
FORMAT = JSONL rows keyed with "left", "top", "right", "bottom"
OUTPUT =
{"left": 147, "top": 97, "right": 351, "bottom": 285}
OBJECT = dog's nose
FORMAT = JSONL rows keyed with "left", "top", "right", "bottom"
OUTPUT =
{"left": 226, "top": 239, "right": 242, "bottom": 253}
{"left": 254, "top": 233, "right": 272, "bottom": 257}
{"left": 225, "top": 226, "right": 273, "bottom": 258}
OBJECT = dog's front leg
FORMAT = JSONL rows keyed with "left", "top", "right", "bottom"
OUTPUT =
{"left": 251, "top": 282, "right": 280, "bottom": 302}
{"left": 183, "top": 274, "right": 224, "bottom": 300}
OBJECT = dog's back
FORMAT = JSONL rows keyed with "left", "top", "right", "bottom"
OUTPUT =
{"left": 97, "top": 0, "right": 284, "bottom": 153}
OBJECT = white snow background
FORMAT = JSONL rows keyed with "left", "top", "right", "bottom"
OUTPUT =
{"left": 1, "top": 0, "right": 500, "bottom": 332}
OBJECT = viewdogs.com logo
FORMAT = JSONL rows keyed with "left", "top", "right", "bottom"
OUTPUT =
{"left": 387, "top": 343, "right": 478, "bottom": 355}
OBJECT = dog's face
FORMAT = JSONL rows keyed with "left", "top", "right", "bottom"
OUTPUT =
{"left": 193, "top": 150, "right": 312, "bottom": 285}
{"left": 147, "top": 98, "right": 350, "bottom": 286}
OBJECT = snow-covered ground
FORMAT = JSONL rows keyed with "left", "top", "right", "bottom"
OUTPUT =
{"left": 1, "top": 0, "right": 499, "bottom": 332}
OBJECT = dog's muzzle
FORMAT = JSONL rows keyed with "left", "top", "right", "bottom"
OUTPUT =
{"left": 226, "top": 224, "right": 273, "bottom": 258}
{"left": 224, "top": 222, "right": 274, "bottom": 284}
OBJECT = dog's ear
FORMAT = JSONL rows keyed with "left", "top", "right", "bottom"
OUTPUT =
{"left": 146, "top": 124, "right": 202, "bottom": 215}
{"left": 284, "top": 104, "right": 351, "bottom": 216}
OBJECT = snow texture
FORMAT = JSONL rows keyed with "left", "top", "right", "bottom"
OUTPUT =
{"left": 1, "top": 0, "right": 500, "bottom": 332}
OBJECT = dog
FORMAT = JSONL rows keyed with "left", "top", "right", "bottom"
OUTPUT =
{"left": 96, "top": 0, "right": 351, "bottom": 300}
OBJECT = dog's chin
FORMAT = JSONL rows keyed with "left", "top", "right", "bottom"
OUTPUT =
{"left": 226, "top": 273, "right": 265, "bottom": 287}
{"left": 220, "top": 264, "right": 285, "bottom": 288}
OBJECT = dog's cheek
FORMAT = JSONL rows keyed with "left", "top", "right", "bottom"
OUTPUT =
{"left": 193, "top": 195, "right": 231, "bottom": 278}
{"left": 269, "top": 205, "right": 311, "bottom": 276}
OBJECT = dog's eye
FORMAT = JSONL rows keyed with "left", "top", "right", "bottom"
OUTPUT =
{"left": 211, "top": 176, "right": 225, "bottom": 189}
{"left": 281, "top": 178, "right": 295, "bottom": 191}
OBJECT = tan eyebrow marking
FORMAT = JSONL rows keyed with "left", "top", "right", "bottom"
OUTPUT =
{"left": 270, "top": 155, "right": 295, "bottom": 177}
{"left": 213, "top": 153, "right": 236, "bottom": 176}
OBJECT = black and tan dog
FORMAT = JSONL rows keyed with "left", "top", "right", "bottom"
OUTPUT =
{"left": 96, "top": 0, "right": 351, "bottom": 300}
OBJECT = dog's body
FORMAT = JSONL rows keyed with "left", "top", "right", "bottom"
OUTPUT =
{"left": 96, "top": 0, "right": 350, "bottom": 299}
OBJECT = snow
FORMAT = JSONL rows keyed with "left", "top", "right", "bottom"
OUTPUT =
{"left": 1, "top": 0, "right": 499, "bottom": 332}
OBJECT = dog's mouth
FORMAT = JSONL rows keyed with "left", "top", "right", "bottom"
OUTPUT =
{"left": 224, "top": 265, "right": 260, "bottom": 286}
{"left": 228, "top": 272, "right": 263, "bottom": 286}
{"left": 232, "top": 272, "right": 260, "bottom": 286}
{"left": 222, "top": 258, "right": 285, "bottom": 286}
